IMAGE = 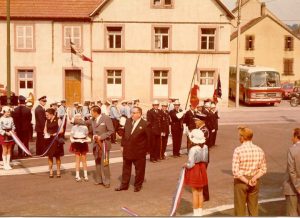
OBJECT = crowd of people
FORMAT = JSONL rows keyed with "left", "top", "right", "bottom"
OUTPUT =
{"left": 0, "top": 94, "right": 299, "bottom": 216}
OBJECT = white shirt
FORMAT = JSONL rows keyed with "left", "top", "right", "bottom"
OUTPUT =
{"left": 131, "top": 117, "right": 142, "bottom": 134}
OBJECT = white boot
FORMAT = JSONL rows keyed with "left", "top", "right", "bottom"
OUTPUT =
{"left": 6, "top": 155, "right": 12, "bottom": 170}
{"left": 193, "top": 209, "right": 198, "bottom": 216}
{"left": 2, "top": 155, "right": 7, "bottom": 170}
{"left": 197, "top": 208, "right": 203, "bottom": 216}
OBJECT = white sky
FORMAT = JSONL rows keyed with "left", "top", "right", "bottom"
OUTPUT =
{"left": 221, "top": 0, "right": 300, "bottom": 25}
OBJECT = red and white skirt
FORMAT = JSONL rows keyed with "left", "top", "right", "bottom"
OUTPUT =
{"left": 0, "top": 134, "right": 14, "bottom": 146}
{"left": 184, "top": 162, "right": 208, "bottom": 189}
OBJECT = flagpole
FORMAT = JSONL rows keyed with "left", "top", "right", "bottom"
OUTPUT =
{"left": 184, "top": 54, "right": 200, "bottom": 110}
{"left": 69, "top": 37, "right": 73, "bottom": 67}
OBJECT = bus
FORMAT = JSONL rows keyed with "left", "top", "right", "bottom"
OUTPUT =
{"left": 229, "top": 65, "right": 282, "bottom": 105}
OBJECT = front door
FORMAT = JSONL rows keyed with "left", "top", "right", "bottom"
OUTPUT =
{"left": 65, "top": 69, "right": 81, "bottom": 106}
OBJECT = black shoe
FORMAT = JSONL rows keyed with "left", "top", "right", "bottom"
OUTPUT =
{"left": 134, "top": 187, "right": 142, "bottom": 192}
{"left": 94, "top": 182, "right": 103, "bottom": 185}
{"left": 103, "top": 184, "right": 110, "bottom": 188}
{"left": 115, "top": 186, "right": 128, "bottom": 191}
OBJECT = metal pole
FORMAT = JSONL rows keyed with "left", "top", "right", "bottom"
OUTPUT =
{"left": 6, "top": 0, "right": 11, "bottom": 105}
{"left": 235, "top": 0, "right": 242, "bottom": 108}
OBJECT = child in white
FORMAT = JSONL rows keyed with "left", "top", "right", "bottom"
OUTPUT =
{"left": 0, "top": 106, "right": 16, "bottom": 170}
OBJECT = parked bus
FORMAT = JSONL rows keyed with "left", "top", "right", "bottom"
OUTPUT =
{"left": 229, "top": 65, "right": 282, "bottom": 105}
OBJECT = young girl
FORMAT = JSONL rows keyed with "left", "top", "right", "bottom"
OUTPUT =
{"left": 0, "top": 106, "right": 16, "bottom": 170}
{"left": 184, "top": 129, "right": 209, "bottom": 216}
{"left": 69, "top": 113, "right": 90, "bottom": 182}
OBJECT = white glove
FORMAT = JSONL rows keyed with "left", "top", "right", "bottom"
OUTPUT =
{"left": 212, "top": 129, "right": 215, "bottom": 133}
{"left": 161, "top": 132, "right": 166, "bottom": 137}
{"left": 183, "top": 125, "right": 189, "bottom": 135}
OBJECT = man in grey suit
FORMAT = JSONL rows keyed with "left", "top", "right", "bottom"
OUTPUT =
{"left": 89, "top": 106, "right": 114, "bottom": 188}
{"left": 283, "top": 128, "right": 300, "bottom": 216}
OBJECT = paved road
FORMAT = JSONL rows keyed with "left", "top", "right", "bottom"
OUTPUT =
{"left": 1, "top": 104, "right": 300, "bottom": 216}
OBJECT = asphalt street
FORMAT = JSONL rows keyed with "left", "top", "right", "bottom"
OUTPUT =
{"left": 0, "top": 101, "right": 300, "bottom": 216}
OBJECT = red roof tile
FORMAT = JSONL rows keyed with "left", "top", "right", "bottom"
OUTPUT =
{"left": 0, "top": 0, "right": 104, "bottom": 20}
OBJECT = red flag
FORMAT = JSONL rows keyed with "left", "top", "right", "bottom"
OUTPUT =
{"left": 70, "top": 41, "right": 93, "bottom": 62}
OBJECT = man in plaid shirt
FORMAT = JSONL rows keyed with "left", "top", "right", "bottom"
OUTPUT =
{"left": 232, "top": 127, "right": 267, "bottom": 216}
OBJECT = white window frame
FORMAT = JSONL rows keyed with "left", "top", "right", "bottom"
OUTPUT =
{"left": 63, "top": 25, "right": 82, "bottom": 49}
{"left": 107, "top": 27, "right": 123, "bottom": 49}
{"left": 17, "top": 69, "right": 34, "bottom": 96}
{"left": 154, "top": 27, "right": 170, "bottom": 50}
{"left": 15, "top": 25, "right": 34, "bottom": 50}
{"left": 106, "top": 69, "right": 124, "bottom": 98}
{"left": 153, "top": 70, "right": 169, "bottom": 98}
{"left": 200, "top": 28, "right": 216, "bottom": 50}
{"left": 199, "top": 71, "right": 215, "bottom": 85}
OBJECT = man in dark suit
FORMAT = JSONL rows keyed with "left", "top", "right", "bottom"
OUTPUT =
{"left": 115, "top": 106, "right": 150, "bottom": 192}
{"left": 160, "top": 102, "right": 170, "bottom": 160}
{"left": 147, "top": 100, "right": 162, "bottom": 162}
{"left": 202, "top": 100, "right": 214, "bottom": 148}
{"left": 35, "top": 96, "right": 47, "bottom": 155}
{"left": 12, "top": 95, "right": 32, "bottom": 157}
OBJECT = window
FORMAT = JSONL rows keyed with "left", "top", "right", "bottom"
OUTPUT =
{"left": 154, "top": 27, "right": 170, "bottom": 50}
{"left": 17, "top": 69, "right": 34, "bottom": 97}
{"left": 245, "top": 35, "right": 255, "bottom": 50}
{"left": 106, "top": 26, "right": 123, "bottom": 49}
{"left": 245, "top": 58, "right": 254, "bottom": 65}
{"left": 15, "top": 24, "right": 34, "bottom": 50}
{"left": 200, "top": 28, "right": 216, "bottom": 50}
{"left": 106, "top": 69, "right": 123, "bottom": 98}
{"left": 152, "top": 0, "right": 173, "bottom": 8}
{"left": 153, "top": 70, "right": 169, "bottom": 98}
{"left": 63, "top": 25, "right": 82, "bottom": 49}
{"left": 283, "top": 59, "right": 294, "bottom": 75}
{"left": 284, "top": 36, "right": 294, "bottom": 51}
{"left": 199, "top": 71, "right": 214, "bottom": 85}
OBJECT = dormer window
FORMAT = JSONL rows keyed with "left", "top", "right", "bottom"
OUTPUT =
{"left": 152, "top": 0, "right": 174, "bottom": 8}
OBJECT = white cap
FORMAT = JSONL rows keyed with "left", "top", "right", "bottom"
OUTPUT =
{"left": 188, "top": 129, "right": 206, "bottom": 144}
{"left": 152, "top": 100, "right": 159, "bottom": 105}
{"left": 1, "top": 106, "right": 12, "bottom": 113}
{"left": 111, "top": 98, "right": 118, "bottom": 103}
{"left": 161, "top": 102, "right": 168, "bottom": 107}
{"left": 173, "top": 100, "right": 180, "bottom": 105}
{"left": 105, "top": 100, "right": 111, "bottom": 105}
{"left": 121, "top": 100, "right": 127, "bottom": 104}
{"left": 204, "top": 102, "right": 211, "bottom": 107}
{"left": 198, "top": 101, "right": 204, "bottom": 107}
{"left": 211, "top": 102, "right": 216, "bottom": 108}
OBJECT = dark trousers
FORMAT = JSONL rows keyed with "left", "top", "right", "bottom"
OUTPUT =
{"left": 234, "top": 178, "right": 260, "bottom": 216}
{"left": 36, "top": 132, "right": 45, "bottom": 155}
{"left": 150, "top": 133, "right": 160, "bottom": 161}
{"left": 17, "top": 131, "right": 30, "bottom": 156}
{"left": 211, "top": 130, "right": 217, "bottom": 146}
{"left": 171, "top": 127, "right": 183, "bottom": 156}
{"left": 111, "top": 119, "right": 119, "bottom": 143}
{"left": 120, "top": 157, "right": 146, "bottom": 189}
{"left": 206, "top": 129, "right": 213, "bottom": 148}
{"left": 161, "top": 134, "right": 168, "bottom": 159}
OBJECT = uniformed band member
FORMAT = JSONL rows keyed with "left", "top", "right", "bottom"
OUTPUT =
{"left": 71, "top": 102, "right": 82, "bottom": 120}
{"left": 147, "top": 100, "right": 162, "bottom": 162}
{"left": 167, "top": 97, "right": 178, "bottom": 112}
{"left": 169, "top": 100, "right": 184, "bottom": 157}
{"left": 35, "top": 96, "right": 47, "bottom": 155}
{"left": 160, "top": 102, "right": 170, "bottom": 159}
{"left": 210, "top": 102, "right": 219, "bottom": 147}
{"left": 101, "top": 100, "right": 110, "bottom": 116}
{"left": 184, "top": 104, "right": 197, "bottom": 150}
{"left": 109, "top": 99, "right": 121, "bottom": 144}
{"left": 82, "top": 101, "right": 91, "bottom": 121}
{"left": 13, "top": 95, "right": 32, "bottom": 157}
{"left": 202, "top": 101, "right": 214, "bottom": 148}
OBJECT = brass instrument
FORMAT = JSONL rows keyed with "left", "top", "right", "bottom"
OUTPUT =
{"left": 26, "top": 92, "right": 35, "bottom": 107}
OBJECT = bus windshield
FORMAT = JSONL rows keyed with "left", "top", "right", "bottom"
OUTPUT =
{"left": 250, "top": 71, "right": 280, "bottom": 88}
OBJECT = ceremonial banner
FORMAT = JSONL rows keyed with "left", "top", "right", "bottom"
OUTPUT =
{"left": 169, "top": 167, "right": 186, "bottom": 216}
{"left": 40, "top": 113, "right": 67, "bottom": 157}
{"left": 121, "top": 207, "right": 139, "bottom": 217}
{"left": 10, "top": 131, "right": 32, "bottom": 156}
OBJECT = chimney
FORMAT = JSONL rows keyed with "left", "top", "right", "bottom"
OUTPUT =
{"left": 261, "top": 2, "right": 266, "bottom": 16}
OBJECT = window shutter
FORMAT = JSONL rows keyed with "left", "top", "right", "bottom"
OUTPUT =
{"left": 245, "top": 36, "right": 249, "bottom": 50}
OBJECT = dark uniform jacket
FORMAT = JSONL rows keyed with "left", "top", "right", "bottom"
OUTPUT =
{"left": 121, "top": 118, "right": 151, "bottom": 159}
{"left": 184, "top": 109, "right": 197, "bottom": 131}
{"left": 161, "top": 110, "right": 170, "bottom": 135}
{"left": 202, "top": 108, "right": 214, "bottom": 131}
{"left": 147, "top": 108, "right": 162, "bottom": 135}
{"left": 169, "top": 109, "right": 183, "bottom": 130}
{"left": 13, "top": 105, "right": 32, "bottom": 132}
{"left": 211, "top": 111, "right": 219, "bottom": 131}
{"left": 35, "top": 105, "right": 46, "bottom": 132}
